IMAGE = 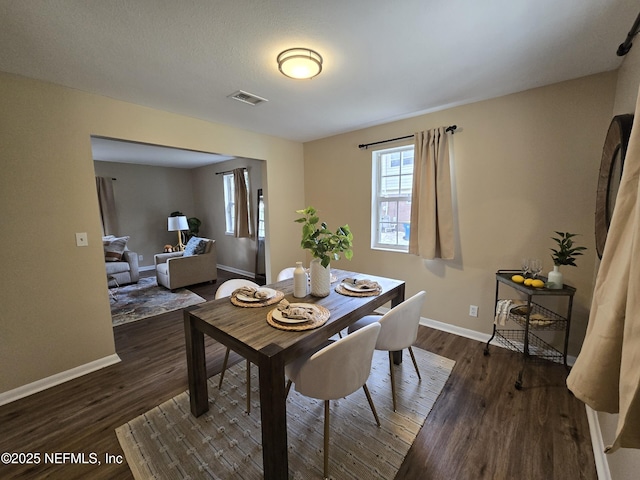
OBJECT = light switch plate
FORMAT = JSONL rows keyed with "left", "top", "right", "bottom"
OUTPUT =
{"left": 75, "top": 232, "right": 88, "bottom": 246}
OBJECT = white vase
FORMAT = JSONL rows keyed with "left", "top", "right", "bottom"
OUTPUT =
{"left": 293, "top": 261, "right": 308, "bottom": 298}
{"left": 309, "top": 258, "right": 331, "bottom": 297}
{"left": 547, "top": 265, "right": 563, "bottom": 289}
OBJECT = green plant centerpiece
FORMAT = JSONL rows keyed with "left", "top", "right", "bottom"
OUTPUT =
{"left": 295, "top": 206, "right": 353, "bottom": 296}
{"left": 547, "top": 232, "right": 587, "bottom": 289}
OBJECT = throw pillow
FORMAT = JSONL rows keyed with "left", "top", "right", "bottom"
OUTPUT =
{"left": 104, "top": 236, "right": 130, "bottom": 262}
{"left": 183, "top": 236, "right": 206, "bottom": 257}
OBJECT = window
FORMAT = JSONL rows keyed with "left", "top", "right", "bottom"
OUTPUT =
{"left": 223, "top": 170, "right": 250, "bottom": 235}
{"left": 371, "top": 145, "right": 414, "bottom": 251}
{"left": 257, "top": 192, "right": 265, "bottom": 239}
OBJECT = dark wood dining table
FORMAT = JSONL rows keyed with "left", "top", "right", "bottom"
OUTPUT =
{"left": 183, "top": 268, "right": 405, "bottom": 479}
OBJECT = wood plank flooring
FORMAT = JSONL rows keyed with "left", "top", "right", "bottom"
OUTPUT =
{"left": 0, "top": 271, "right": 597, "bottom": 479}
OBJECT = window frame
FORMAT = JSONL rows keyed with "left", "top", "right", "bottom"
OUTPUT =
{"left": 370, "top": 144, "right": 414, "bottom": 252}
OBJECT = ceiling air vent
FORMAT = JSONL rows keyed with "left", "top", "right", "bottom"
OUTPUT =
{"left": 227, "top": 90, "right": 268, "bottom": 106}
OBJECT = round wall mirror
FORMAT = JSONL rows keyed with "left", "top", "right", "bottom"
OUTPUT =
{"left": 595, "top": 114, "right": 634, "bottom": 258}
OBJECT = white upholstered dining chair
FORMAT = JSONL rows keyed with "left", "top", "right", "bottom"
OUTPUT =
{"left": 276, "top": 267, "right": 296, "bottom": 281}
{"left": 215, "top": 278, "right": 260, "bottom": 413}
{"left": 285, "top": 322, "right": 381, "bottom": 479}
{"left": 348, "top": 290, "right": 426, "bottom": 411}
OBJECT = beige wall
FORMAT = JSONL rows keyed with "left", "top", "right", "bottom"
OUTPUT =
{"left": 93, "top": 161, "right": 197, "bottom": 268}
{"left": 303, "top": 72, "right": 617, "bottom": 356}
{"left": 0, "top": 72, "right": 304, "bottom": 394}
{"left": 597, "top": 43, "right": 640, "bottom": 480}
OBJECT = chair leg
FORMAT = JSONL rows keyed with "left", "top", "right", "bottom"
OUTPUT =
{"left": 388, "top": 351, "right": 397, "bottom": 412}
{"left": 408, "top": 346, "right": 421, "bottom": 380}
{"left": 362, "top": 383, "right": 381, "bottom": 427}
{"left": 246, "top": 359, "right": 251, "bottom": 414}
{"left": 285, "top": 379, "right": 292, "bottom": 398}
{"left": 218, "top": 348, "right": 231, "bottom": 388}
{"left": 324, "top": 400, "right": 330, "bottom": 479}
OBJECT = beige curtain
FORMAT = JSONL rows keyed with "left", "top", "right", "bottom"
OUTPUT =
{"left": 408, "top": 127, "right": 454, "bottom": 259}
{"left": 96, "top": 176, "right": 117, "bottom": 236}
{"left": 233, "top": 168, "right": 250, "bottom": 238}
{"left": 566, "top": 88, "right": 640, "bottom": 452}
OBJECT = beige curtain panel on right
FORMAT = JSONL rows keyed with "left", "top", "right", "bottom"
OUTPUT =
{"left": 408, "top": 127, "right": 454, "bottom": 260}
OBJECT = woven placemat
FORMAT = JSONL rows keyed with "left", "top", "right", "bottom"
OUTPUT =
{"left": 231, "top": 290, "right": 285, "bottom": 308}
{"left": 266, "top": 304, "right": 330, "bottom": 331}
{"left": 335, "top": 283, "right": 382, "bottom": 297}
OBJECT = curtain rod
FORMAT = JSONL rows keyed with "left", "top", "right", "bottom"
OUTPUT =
{"left": 215, "top": 167, "right": 247, "bottom": 176}
{"left": 617, "top": 11, "right": 640, "bottom": 56}
{"left": 358, "top": 125, "right": 457, "bottom": 150}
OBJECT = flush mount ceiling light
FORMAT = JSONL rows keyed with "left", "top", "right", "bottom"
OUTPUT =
{"left": 277, "top": 48, "right": 323, "bottom": 79}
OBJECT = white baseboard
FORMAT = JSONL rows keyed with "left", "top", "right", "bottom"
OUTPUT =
{"left": 0, "top": 353, "right": 121, "bottom": 407}
{"left": 139, "top": 265, "right": 155, "bottom": 272}
{"left": 420, "top": 316, "right": 493, "bottom": 344}
{"left": 217, "top": 264, "right": 256, "bottom": 279}
{"left": 586, "top": 405, "right": 611, "bottom": 480}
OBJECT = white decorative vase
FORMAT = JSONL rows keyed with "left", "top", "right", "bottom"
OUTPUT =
{"left": 547, "top": 265, "right": 563, "bottom": 289}
{"left": 309, "top": 258, "right": 331, "bottom": 297}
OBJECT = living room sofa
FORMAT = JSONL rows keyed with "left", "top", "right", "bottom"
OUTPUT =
{"left": 155, "top": 237, "right": 217, "bottom": 290}
{"left": 103, "top": 235, "right": 140, "bottom": 287}
{"left": 106, "top": 251, "right": 140, "bottom": 287}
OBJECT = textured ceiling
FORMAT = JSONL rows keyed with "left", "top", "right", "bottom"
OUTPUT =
{"left": 0, "top": 0, "right": 638, "bottom": 146}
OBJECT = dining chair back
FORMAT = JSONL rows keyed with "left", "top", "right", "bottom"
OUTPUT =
{"left": 348, "top": 290, "right": 426, "bottom": 411}
{"left": 214, "top": 278, "right": 260, "bottom": 413}
{"left": 285, "top": 322, "right": 381, "bottom": 478}
{"left": 276, "top": 267, "right": 296, "bottom": 281}
{"left": 215, "top": 278, "right": 260, "bottom": 299}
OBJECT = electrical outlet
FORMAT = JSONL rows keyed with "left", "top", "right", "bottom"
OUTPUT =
{"left": 138, "top": 254, "right": 143, "bottom": 261}
{"left": 469, "top": 305, "right": 479, "bottom": 317}
{"left": 75, "top": 232, "right": 88, "bottom": 247}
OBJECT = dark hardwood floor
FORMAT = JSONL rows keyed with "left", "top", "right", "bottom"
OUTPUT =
{"left": 0, "top": 271, "right": 596, "bottom": 479}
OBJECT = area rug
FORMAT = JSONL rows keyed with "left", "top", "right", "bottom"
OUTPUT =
{"left": 116, "top": 347, "right": 455, "bottom": 479}
{"left": 110, "top": 276, "right": 206, "bottom": 327}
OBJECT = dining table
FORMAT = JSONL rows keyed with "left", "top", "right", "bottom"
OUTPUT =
{"left": 183, "top": 268, "right": 406, "bottom": 479}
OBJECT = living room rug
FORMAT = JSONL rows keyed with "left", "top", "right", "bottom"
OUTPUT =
{"left": 116, "top": 347, "right": 455, "bottom": 479}
{"left": 110, "top": 277, "right": 206, "bottom": 327}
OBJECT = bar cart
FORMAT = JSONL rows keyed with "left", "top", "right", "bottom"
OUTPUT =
{"left": 484, "top": 269, "right": 576, "bottom": 389}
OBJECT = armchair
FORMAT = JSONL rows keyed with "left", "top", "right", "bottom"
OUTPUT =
{"left": 154, "top": 238, "right": 217, "bottom": 290}
{"left": 103, "top": 235, "right": 139, "bottom": 287}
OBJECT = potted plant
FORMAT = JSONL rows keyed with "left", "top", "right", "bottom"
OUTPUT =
{"left": 295, "top": 206, "right": 353, "bottom": 296}
{"left": 547, "top": 232, "right": 587, "bottom": 289}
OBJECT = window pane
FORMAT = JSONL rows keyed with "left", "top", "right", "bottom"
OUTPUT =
{"left": 401, "top": 150, "right": 414, "bottom": 171}
{"left": 380, "top": 175, "right": 400, "bottom": 195}
{"left": 223, "top": 173, "right": 235, "bottom": 234}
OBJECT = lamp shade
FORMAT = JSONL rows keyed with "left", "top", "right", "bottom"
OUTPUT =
{"left": 277, "top": 48, "right": 323, "bottom": 79}
{"left": 168, "top": 215, "right": 189, "bottom": 232}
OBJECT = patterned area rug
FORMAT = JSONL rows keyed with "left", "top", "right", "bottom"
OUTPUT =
{"left": 116, "top": 347, "right": 455, "bottom": 479}
{"left": 110, "top": 277, "right": 206, "bottom": 327}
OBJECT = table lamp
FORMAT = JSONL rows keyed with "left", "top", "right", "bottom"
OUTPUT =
{"left": 168, "top": 215, "right": 189, "bottom": 251}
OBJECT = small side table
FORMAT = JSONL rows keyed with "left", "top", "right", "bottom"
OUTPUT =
{"left": 484, "top": 269, "right": 575, "bottom": 389}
